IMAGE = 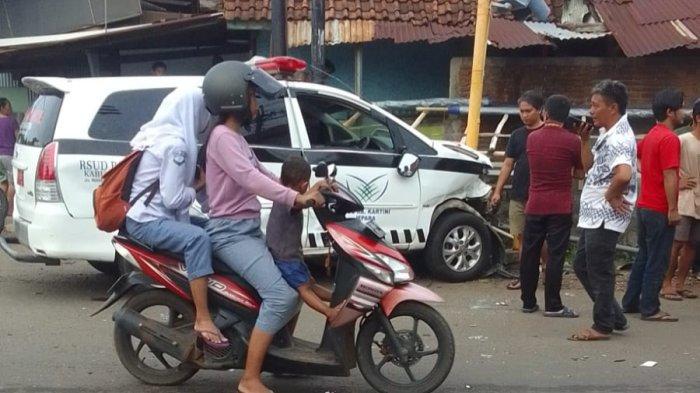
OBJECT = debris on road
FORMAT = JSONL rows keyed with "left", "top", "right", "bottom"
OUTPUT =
{"left": 640, "top": 361, "right": 658, "bottom": 368}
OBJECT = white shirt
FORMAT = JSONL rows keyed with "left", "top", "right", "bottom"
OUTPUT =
{"left": 126, "top": 136, "right": 197, "bottom": 223}
{"left": 578, "top": 115, "right": 638, "bottom": 233}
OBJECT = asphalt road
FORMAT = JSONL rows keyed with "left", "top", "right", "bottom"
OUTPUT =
{"left": 1, "top": 255, "right": 699, "bottom": 393}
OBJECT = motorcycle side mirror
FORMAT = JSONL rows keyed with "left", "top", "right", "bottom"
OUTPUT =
{"left": 397, "top": 153, "right": 420, "bottom": 177}
{"left": 314, "top": 162, "right": 328, "bottom": 178}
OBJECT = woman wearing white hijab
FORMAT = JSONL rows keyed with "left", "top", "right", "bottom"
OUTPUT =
{"left": 126, "top": 86, "right": 227, "bottom": 346}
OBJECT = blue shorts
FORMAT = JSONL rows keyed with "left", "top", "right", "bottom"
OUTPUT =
{"left": 275, "top": 259, "right": 312, "bottom": 289}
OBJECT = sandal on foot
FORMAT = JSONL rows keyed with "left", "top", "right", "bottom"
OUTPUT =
{"left": 641, "top": 312, "right": 678, "bottom": 322}
{"left": 195, "top": 329, "right": 229, "bottom": 350}
{"left": 506, "top": 279, "right": 521, "bottom": 290}
{"left": 660, "top": 292, "right": 683, "bottom": 301}
{"left": 544, "top": 306, "right": 579, "bottom": 318}
{"left": 679, "top": 289, "right": 698, "bottom": 299}
{"left": 567, "top": 328, "right": 610, "bottom": 341}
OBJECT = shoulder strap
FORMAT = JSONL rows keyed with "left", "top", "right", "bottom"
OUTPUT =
{"left": 129, "top": 180, "right": 159, "bottom": 206}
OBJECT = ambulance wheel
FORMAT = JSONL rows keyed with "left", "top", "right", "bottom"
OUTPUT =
{"left": 425, "top": 212, "right": 491, "bottom": 282}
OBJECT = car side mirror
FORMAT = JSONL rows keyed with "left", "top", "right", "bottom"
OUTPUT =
{"left": 397, "top": 153, "right": 420, "bottom": 177}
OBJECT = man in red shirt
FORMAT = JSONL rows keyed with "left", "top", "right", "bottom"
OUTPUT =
{"left": 622, "top": 88, "right": 684, "bottom": 322}
{"left": 521, "top": 95, "right": 585, "bottom": 316}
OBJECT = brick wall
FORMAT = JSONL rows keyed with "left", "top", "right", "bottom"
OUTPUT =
{"left": 450, "top": 56, "right": 700, "bottom": 107}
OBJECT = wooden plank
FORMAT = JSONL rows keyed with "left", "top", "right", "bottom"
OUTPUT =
{"left": 411, "top": 110, "right": 429, "bottom": 128}
{"left": 488, "top": 114, "right": 509, "bottom": 154}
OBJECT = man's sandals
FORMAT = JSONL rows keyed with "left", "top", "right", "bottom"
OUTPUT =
{"left": 660, "top": 290, "right": 697, "bottom": 301}
{"left": 641, "top": 311, "right": 678, "bottom": 322}
{"left": 506, "top": 279, "right": 521, "bottom": 290}
{"left": 568, "top": 328, "right": 610, "bottom": 342}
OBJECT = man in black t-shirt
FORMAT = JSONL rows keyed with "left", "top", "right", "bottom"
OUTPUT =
{"left": 490, "top": 90, "right": 546, "bottom": 289}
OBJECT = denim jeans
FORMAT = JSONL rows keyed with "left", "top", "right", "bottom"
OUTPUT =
{"left": 205, "top": 217, "right": 299, "bottom": 334}
{"left": 622, "top": 208, "right": 676, "bottom": 317}
{"left": 125, "top": 216, "right": 213, "bottom": 280}
{"left": 573, "top": 226, "right": 627, "bottom": 334}
{"left": 521, "top": 214, "right": 572, "bottom": 312}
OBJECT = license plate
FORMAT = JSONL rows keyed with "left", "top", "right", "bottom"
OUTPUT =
{"left": 16, "top": 169, "right": 23, "bottom": 187}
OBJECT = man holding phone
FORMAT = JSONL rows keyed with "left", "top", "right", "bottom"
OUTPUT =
{"left": 570, "top": 80, "right": 636, "bottom": 341}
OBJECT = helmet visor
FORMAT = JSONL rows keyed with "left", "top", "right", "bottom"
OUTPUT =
{"left": 246, "top": 68, "right": 284, "bottom": 97}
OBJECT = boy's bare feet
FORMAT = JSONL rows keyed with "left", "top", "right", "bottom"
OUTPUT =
{"left": 194, "top": 318, "right": 227, "bottom": 344}
{"left": 238, "top": 377, "right": 273, "bottom": 393}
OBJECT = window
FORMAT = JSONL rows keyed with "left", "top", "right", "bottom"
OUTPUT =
{"left": 88, "top": 88, "right": 173, "bottom": 141}
{"left": 242, "top": 95, "right": 291, "bottom": 147}
{"left": 17, "top": 94, "right": 63, "bottom": 147}
{"left": 297, "top": 94, "right": 395, "bottom": 152}
{"left": 399, "top": 127, "right": 437, "bottom": 156}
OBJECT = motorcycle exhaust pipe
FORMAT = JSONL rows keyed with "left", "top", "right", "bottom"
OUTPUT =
{"left": 114, "top": 307, "right": 196, "bottom": 362}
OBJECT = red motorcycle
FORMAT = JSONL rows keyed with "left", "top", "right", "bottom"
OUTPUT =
{"left": 94, "top": 163, "right": 455, "bottom": 393}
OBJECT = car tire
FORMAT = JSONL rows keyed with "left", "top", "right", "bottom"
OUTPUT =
{"left": 88, "top": 260, "right": 120, "bottom": 277}
{"left": 425, "top": 211, "right": 491, "bottom": 282}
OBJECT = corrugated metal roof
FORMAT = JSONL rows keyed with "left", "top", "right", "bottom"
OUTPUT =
{"left": 488, "top": 18, "right": 550, "bottom": 49}
{"left": 374, "top": 18, "right": 550, "bottom": 48}
{"left": 683, "top": 18, "right": 700, "bottom": 48}
{"left": 524, "top": 21, "right": 609, "bottom": 40}
{"left": 593, "top": 0, "right": 698, "bottom": 57}
{"left": 374, "top": 22, "right": 472, "bottom": 44}
{"left": 626, "top": 0, "right": 700, "bottom": 25}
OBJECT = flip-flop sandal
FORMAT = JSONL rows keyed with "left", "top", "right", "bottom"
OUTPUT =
{"left": 660, "top": 292, "right": 683, "bottom": 301}
{"left": 195, "top": 329, "right": 230, "bottom": 350}
{"left": 641, "top": 312, "right": 679, "bottom": 322}
{"left": 567, "top": 329, "right": 611, "bottom": 341}
{"left": 679, "top": 289, "right": 698, "bottom": 299}
{"left": 506, "top": 280, "right": 521, "bottom": 290}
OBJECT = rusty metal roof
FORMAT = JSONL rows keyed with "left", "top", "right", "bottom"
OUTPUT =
{"left": 593, "top": 0, "right": 699, "bottom": 57}
{"left": 488, "top": 18, "right": 551, "bottom": 49}
{"left": 374, "top": 22, "right": 472, "bottom": 44}
{"left": 625, "top": 0, "right": 700, "bottom": 25}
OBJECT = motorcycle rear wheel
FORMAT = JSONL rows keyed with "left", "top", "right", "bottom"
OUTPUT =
{"left": 356, "top": 301, "right": 455, "bottom": 393}
{"left": 113, "top": 289, "right": 199, "bottom": 386}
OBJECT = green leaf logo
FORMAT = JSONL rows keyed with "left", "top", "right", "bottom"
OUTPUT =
{"left": 346, "top": 174, "right": 389, "bottom": 203}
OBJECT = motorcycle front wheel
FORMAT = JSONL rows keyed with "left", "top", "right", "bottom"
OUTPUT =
{"left": 356, "top": 301, "right": 455, "bottom": 393}
{"left": 113, "top": 289, "right": 199, "bottom": 386}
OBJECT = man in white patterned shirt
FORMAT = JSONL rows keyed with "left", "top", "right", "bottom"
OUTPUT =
{"left": 569, "top": 80, "right": 637, "bottom": 341}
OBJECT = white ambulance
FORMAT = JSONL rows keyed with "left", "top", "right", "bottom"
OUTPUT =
{"left": 3, "top": 61, "right": 502, "bottom": 282}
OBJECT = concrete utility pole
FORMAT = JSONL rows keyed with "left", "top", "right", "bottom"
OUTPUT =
{"left": 463, "top": 0, "right": 491, "bottom": 148}
{"left": 270, "top": 0, "right": 287, "bottom": 56}
{"left": 311, "top": 0, "right": 325, "bottom": 82}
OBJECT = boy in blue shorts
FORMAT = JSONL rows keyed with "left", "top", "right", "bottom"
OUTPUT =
{"left": 266, "top": 156, "right": 341, "bottom": 320}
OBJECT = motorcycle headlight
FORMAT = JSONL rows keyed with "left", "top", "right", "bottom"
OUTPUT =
{"left": 364, "top": 261, "right": 395, "bottom": 285}
{"left": 375, "top": 254, "right": 414, "bottom": 283}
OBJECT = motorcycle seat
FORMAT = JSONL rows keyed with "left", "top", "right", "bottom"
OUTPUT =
{"left": 115, "top": 235, "right": 261, "bottom": 303}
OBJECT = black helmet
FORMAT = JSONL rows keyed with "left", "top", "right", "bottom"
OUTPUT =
{"left": 202, "top": 60, "right": 285, "bottom": 116}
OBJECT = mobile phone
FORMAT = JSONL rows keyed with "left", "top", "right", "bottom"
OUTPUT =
{"left": 565, "top": 115, "right": 593, "bottom": 130}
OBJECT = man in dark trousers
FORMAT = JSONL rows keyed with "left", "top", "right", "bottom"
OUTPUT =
{"left": 490, "top": 90, "right": 546, "bottom": 290}
{"left": 521, "top": 94, "right": 584, "bottom": 317}
{"left": 622, "top": 88, "right": 684, "bottom": 322}
{"left": 570, "top": 80, "right": 637, "bottom": 341}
